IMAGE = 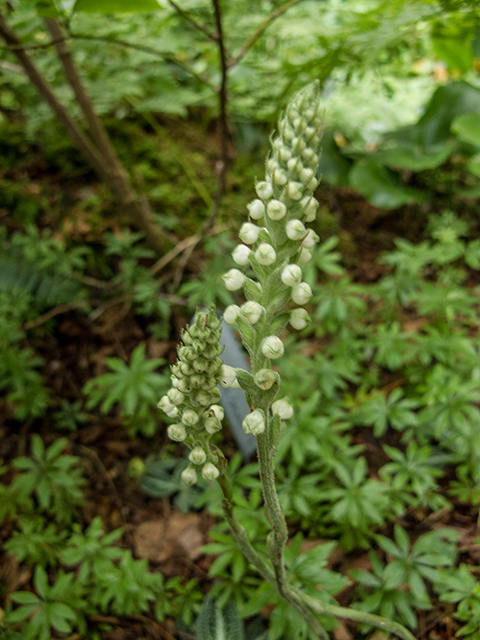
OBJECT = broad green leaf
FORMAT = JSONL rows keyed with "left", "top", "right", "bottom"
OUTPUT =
{"left": 349, "top": 160, "right": 423, "bottom": 209}
{"left": 74, "top": 0, "right": 161, "bottom": 12}
{"left": 452, "top": 112, "right": 480, "bottom": 147}
{"left": 467, "top": 153, "right": 480, "bottom": 178}
{"left": 33, "top": 566, "right": 48, "bottom": 599}
{"left": 372, "top": 140, "right": 455, "bottom": 171}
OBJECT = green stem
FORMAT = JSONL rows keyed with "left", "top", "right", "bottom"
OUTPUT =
{"left": 218, "top": 471, "right": 329, "bottom": 640}
{"left": 294, "top": 588, "right": 417, "bottom": 640}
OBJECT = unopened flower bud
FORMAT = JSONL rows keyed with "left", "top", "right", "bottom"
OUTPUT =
{"left": 247, "top": 200, "right": 265, "bottom": 220}
{"left": 285, "top": 181, "right": 303, "bottom": 200}
{"left": 266, "top": 199, "right": 287, "bottom": 221}
{"left": 301, "top": 196, "right": 319, "bottom": 222}
{"left": 223, "top": 269, "right": 245, "bottom": 291}
{"left": 189, "top": 447, "right": 207, "bottom": 465}
{"left": 255, "top": 244, "right": 276, "bottom": 266}
{"left": 168, "top": 424, "right": 187, "bottom": 441}
{"left": 302, "top": 229, "right": 319, "bottom": 249}
{"left": 209, "top": 405, "right": 225, "bottom": 421}
{"left": 307, "top": 177, "right": 319, "bottom": 191}
{"left": 182, "top": 409, "right": 199, "bottom": 427}
{"left": 273, "top": 169, "right": 287, "bottom": 186}
{"left": 242, "top": 410, "right": 266, "bottom": 436}
{"left": 239, "top": 222, "right": 261, "bottom": 244}
{"left": 232, "top": 244, "right": 251, "bottom": 265}
{"left": 195, "top": 390, "right": 213, "bottom": 406}
{"left": 256, "top": 181, "right": 273, "bottom": 200}
{"left": 299, "top": 167, "right": 315, "bottom": 182}
{"left": 219, "top": 365, "right": 240, "bottom": 388}
{"left": 281, "top": 264, "right": 302, "bottom": 287}
{"left": 224, "top": 304, "right": 240, "bottom": 324}
{"left": 167, "top": 389, "right": 185, "bottom": 406}
{"left": 291, "top": 282, "right": 313, "bottom": 305}
{"left": 298, "top": 248, "right": 312, "bottom": 264}
{"left": 165, "top": 406, "right": 179, "bottom": 418}
{"left": 261, "top": 336, "right": 284, "bottom": 359}
{"left": 279, "top": 147, "right": 292, "bottom": 162}
{"left": 286, "top": 219, "right": 306, "bottom": 241}
{"left": 182, "top": 467, "right": 197, "bottom": 486}
{"left": 202, "top": 462, "right": 220, "bottom": 481}
{"left": 240, "top": 301, "right": 264, "bottom": 325}
{"left": 302, "top": 148, "right": 317, "bottom": 163}
{"left": 254, "top": 368, "right": 277, "bottom": 390}
{"left": 290, "top": 308, "right": 310, "bottom": 330}
{"left": 158, "top": 395, "right": 174, "bottom": 412}
{"left": 205, "top": 417, "right": 222, "bottom": 434}
{"left": 272, "top": 398, "right": 294, "bottom": 420}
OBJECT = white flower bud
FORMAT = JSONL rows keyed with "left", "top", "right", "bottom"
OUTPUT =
{"left": 266, "top": 158, "right": 278, "bottom": 173}
{"left": 302, "top": 229, "right": 319, "bottom": 249}
{"left": 167, "top": 389, "right": 184, "bottom": 406}
{"left": 240, "top": 301, "right": 264, "bottom": 325}
{"left": 255, "top": 244, "right": 276, "bottom": 266}
{"left": 181, "top": 409, "right": 199, "bottom": 427}
{"left": 209, "top": 405, "right": 225, "bottom": 421}
{"left": 293, "top": 137, "right": 307, "bottom": 153}
{"left": 242, "top": 410, "right": 266, "bottom": 436}
{"left": 261, "top": 336, "right": 284, "bottom": 359}
{"left": 189, "top": 446, "right": 207, "bottom": 465}
{"left": 285, "top": 181, "right": 303, "bottom": 200}
{"left": 279, "top": 147, "right": 292, "bottom": 162}
{"left": 307, "top": 177, "right": 319, "bottom": 191}
{"left": 302, "top": 148, "right": 317, "bottom": 164}
{"left": 254, "top": 368, "right": 277, "bottom": 390}
{"left": 247, "top": 200, "right": 265, "bottom": 220}
{"left": 299, "top": 167, "right": 315, "bottom": 183}
{"left": 158, "top": 395, "right": 173, "bottom": 411}
{"left": 219, "top": 365, "right": 238, "bottom": 389}
{"left": 287, "top": 158, "right": 300, "bottom": 173}
{"left": 202, "top": 462, "right": 220, "bottom": 481}
{"left": 182, "top": 467, "right": 197, "bottom": 486}
{"left": 168, "top": 424, "right": 187, "bottom": 441}
{"left": 224, "top": 304, "right": 240, "bottom": 324}
{"left": 301, "top": 196, "right": 319, "bottom": 222}
{"left": 290, "top": 308, "right": 310, "bottom": 330}
{"left": 266, "top": 199, "right": 287, "bottom": 221}
{"left": 165, "top": 406, "right": 179, "bottom": 418}
{"left": 272, "top": 398, "right": 294, "bottom": 420}
{"left": 239, "top": 222, "right": 261, "bottom": 244}
{"left": 205, "top": 417, "right": 222, "bottom": 434}
{"left": 232, "top": 244, "right": 251, "bottom": 265}
{"left": 281, "top": 264, "right": 302, "bottom": 287}
{"left": 286, "top": 219, "right": 306, "bottom": 241}
{"left": 196, "top": 390, "right": 213, "bottom": 406}
{"left": 273, "top": 169, "right": 287, "bottom": 186}
{"left": 291, "top": 282, "right": 313, "bottom": 305}
{"left": 298, "top": 248, "right": 312, "bottom": 264}
{"left": 223, "top": 269, "right": 245, "bottom": 291}
{"left": 256, "top": 181, "right": 273, "bottom": 200}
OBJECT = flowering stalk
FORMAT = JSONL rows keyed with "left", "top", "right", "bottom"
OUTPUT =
{"left": 159, "top": 82, "right": 416, "bottom": 640}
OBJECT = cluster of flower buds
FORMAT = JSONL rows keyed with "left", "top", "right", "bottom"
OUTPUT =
{"left": 221, "top": 82, "right": 323, "bottom": 437}
{"left": 158, "top": 307, "right": 225, "bottom": 485}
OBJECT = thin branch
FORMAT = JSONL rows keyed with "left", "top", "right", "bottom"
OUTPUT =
{"left": 44, "top": 18, "right": 167, "bottom": 253}
{"left": 68, "top": 32, "right": 215, "bottom": 89}
{"left": 228, "top": 0, "right": 304, "bottom": 68}
{"left": 0, "top": 11, "right": 107, "bottom": 181}
{"left": 21, "top": 300, "right": 92, "bottom": 331}
{"left": 210, "top": 0, "right": 228, "bottom": 218}
{"left": 167, "top": 0, "right": 216, "bottom": 40}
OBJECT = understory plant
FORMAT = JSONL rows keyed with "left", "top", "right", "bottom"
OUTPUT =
{"left": 158, "top": 82, "right": 416, "bottom": 640}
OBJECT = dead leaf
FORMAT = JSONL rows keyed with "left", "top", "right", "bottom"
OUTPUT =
{"left": 133, "top": 512, "right": 202, "bottom": 562}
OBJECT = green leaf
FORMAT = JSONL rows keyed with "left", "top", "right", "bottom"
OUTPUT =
{"left": 74, "top": 0, "right": 161, "bottom": 12}
{"left": 467, "top": 153, "right": 480, "bottom": 178}
{"left": 452, "top": 112, "right": 480, "bottom": 147}
{"left": 372, "top": 140, "right": 455, "bottom": 171}
{"left": 349, "top": 160, "right": 423, "bottom": 209}
{"left": 33, "top": 566, "right": 48, "bottom": 599}
{"left": 11, "top": 591, "right": 42, "bottom": 605}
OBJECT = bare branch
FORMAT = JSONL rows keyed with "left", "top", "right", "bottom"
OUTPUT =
{"left": 166, "top": 0, "right": 216, "bottom": 40}
{"left": 228, "top": 0, "right": 304, "bottom": 68}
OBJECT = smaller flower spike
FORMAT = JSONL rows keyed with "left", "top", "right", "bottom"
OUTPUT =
{"left": 158, "top": 307, "right": 225, "bottom": 485}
